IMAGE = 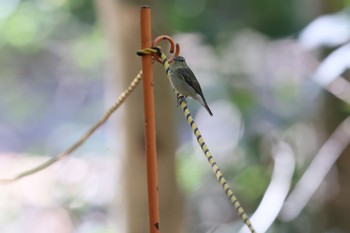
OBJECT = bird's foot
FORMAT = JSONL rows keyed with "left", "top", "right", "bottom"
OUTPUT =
{"left": 177, "top": 94, "right": 186, "bottom": 107}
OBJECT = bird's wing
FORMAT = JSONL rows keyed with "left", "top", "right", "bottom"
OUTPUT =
{"left": 175, "top": 68, "right": 204, "bottom": 96}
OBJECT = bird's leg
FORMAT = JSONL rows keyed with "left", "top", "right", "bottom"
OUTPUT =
{"left": 176, "top": 93, "right": 186, "bottom": 107}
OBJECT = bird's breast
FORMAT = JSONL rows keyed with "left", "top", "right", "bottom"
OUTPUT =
{"left": 169, "top": 71, "right": 197, "bottom": 98}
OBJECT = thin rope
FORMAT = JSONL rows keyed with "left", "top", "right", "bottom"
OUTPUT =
{"left": 0, "top": 70, "right": 143, "bottom": 184}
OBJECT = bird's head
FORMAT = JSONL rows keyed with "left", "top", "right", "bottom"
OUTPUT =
{"left": 173, "top": 56, "right": 186, "bottom": 63}
{"left": 172, "top": 56, "right": 188, "bottom": 68}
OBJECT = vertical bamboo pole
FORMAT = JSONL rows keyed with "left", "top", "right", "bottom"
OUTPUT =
{"left": 139, "top": 5, "right": 160, "bottom": 233}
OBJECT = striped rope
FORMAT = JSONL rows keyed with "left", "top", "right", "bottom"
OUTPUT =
{"left": 178, "top": 97, "right": 256, "bottom": 233}
{"left": 155, "top": 49, "right": 256, "bottom": 233}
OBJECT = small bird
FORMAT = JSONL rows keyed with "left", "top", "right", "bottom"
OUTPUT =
{"left": 168, "top": 56, "right": 213, "bottom": 116}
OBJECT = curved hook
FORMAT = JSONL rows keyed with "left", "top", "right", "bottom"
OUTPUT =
{"left": 152, "top": 35, "right": 180, "bottom": 64}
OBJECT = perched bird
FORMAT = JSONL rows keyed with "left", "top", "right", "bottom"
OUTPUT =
{"left": 168, "top": 56, "right": 213, "bottom": 116}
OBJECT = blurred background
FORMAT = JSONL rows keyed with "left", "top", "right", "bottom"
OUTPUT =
{"left": 0, "top": 0, "right": 350, "bottom": 232}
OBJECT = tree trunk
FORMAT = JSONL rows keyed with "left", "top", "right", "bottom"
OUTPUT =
{"left": 94, "top": 1, "right": 183, "bottom": 233}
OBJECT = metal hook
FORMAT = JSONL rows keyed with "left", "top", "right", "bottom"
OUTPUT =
{"left": 152, "top": 35, "right": 180, "bottom": 64}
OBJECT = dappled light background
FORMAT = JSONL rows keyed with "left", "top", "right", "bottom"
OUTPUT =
{"left": 0, "top": 0, "right": 350, "bottom": 233}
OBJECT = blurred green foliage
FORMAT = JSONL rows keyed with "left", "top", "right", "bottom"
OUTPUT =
{"left": 0, "top": 0, "right": 105, "bottom": 153}
{"left": 1, "top": 0, "right": 350, "bottom": 232}
{"left": 167, "top": 0, "right": 304, "bottom": 42}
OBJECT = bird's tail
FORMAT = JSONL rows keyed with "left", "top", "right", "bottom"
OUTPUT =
{"left": 195, "top": 94, "right": 213, "bottom": 116}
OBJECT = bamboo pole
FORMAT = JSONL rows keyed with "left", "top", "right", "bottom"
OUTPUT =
{"left": 139, "top": 5, "right": 160, "bottom": 233}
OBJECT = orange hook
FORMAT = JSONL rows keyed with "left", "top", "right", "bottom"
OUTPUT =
{"left": 152, "top": 35, "right": 180, "bottom": 64}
